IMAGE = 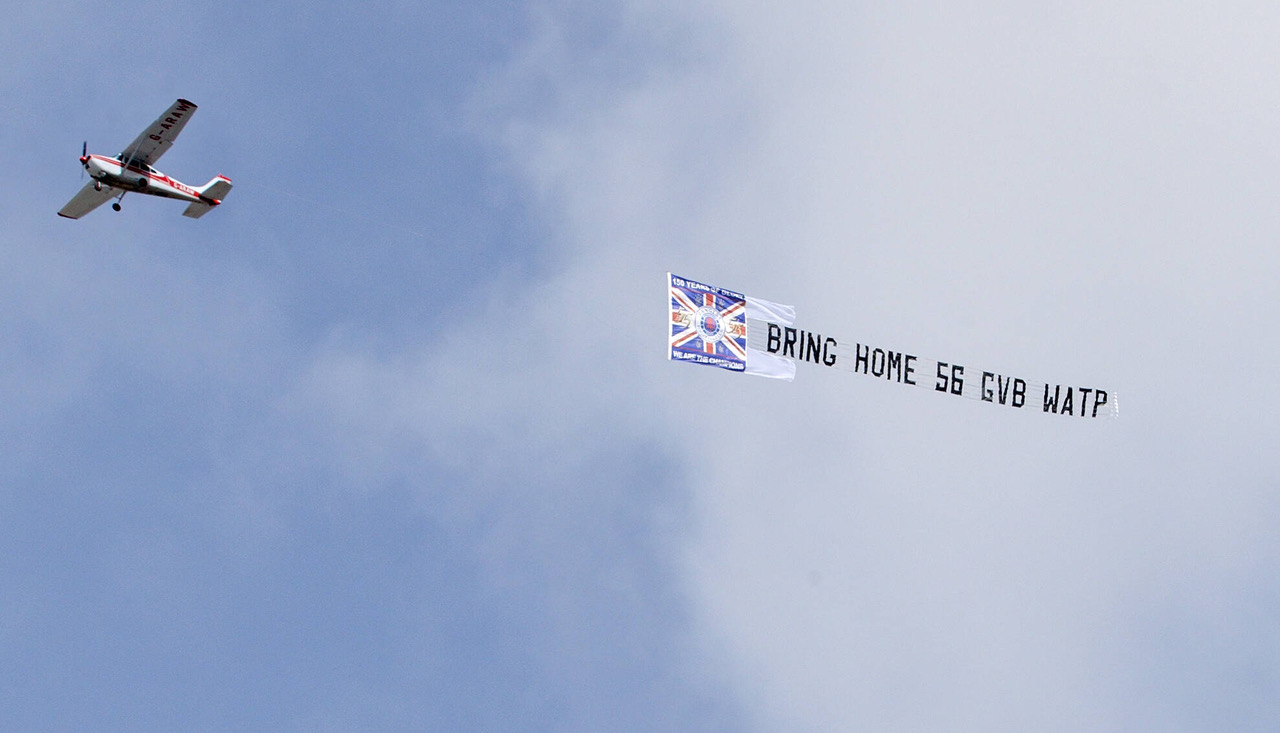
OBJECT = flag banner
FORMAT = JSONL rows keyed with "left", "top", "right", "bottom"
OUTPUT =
{"left": 745, "top": 319, "right": 1119, "bottom": 419}
{"left": 669, "top": 273, "right": 797, "bottom": 380}
{"left": 668, "top": 273, "right": 749, "bottom": 372}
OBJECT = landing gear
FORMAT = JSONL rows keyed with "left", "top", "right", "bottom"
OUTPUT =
{"left": 112, "top": 203, "right": 121, "bottom": 212}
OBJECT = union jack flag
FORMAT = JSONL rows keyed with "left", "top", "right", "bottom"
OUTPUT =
{"left": 668, "top": 273, "right": 748, "bottom": 372}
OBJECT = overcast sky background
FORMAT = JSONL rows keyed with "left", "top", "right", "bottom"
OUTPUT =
{"left": 4, "top": 3, "right": 1280, "bottom": 731}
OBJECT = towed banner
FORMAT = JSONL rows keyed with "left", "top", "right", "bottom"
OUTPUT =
{"left": 669, "top": 273, "right": 1118, "bottom": 419}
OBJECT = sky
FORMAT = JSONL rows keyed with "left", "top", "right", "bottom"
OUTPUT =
{"left": 4, "top": 2, "right": 1280, "bottom": 731}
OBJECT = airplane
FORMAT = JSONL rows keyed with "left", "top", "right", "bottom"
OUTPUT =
{"left": 59, "top": 98, "right": 232, "bottom": 219}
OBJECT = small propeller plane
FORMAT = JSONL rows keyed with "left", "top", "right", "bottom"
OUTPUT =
{"left": 59, "top": 99, "right": 231, "bottom": 219}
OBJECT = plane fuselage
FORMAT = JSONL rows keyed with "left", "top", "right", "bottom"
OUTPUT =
{"left": 83, "top": 153, "right": 209, "bottom": 204}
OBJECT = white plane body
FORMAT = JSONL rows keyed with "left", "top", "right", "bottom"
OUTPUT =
{"left": 59, "top": 99, "right": 232, "bottom": 219}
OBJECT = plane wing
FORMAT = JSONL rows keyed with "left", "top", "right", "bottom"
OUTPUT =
{"left": 57, "top": 182, "right": 118, "bottom": 219}
{"left": 118, "top": 98, "right": 198, "bottom": 166}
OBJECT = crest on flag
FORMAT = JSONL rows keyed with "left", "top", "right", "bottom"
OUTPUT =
{"left": 668, "top": 273, "right": 748, "bottom": 371}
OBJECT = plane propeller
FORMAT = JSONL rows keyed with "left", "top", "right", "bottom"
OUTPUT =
{"left": 79, "top": 142, "right": 88, "bottom": 179}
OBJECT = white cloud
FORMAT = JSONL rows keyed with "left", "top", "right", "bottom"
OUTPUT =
{"left": 285, "top": 2, "right": 1280, "bottom": 730}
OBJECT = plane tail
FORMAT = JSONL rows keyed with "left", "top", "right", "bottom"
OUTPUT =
{"left": 183, "top": 175, "right": 232, "bottom": 219}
